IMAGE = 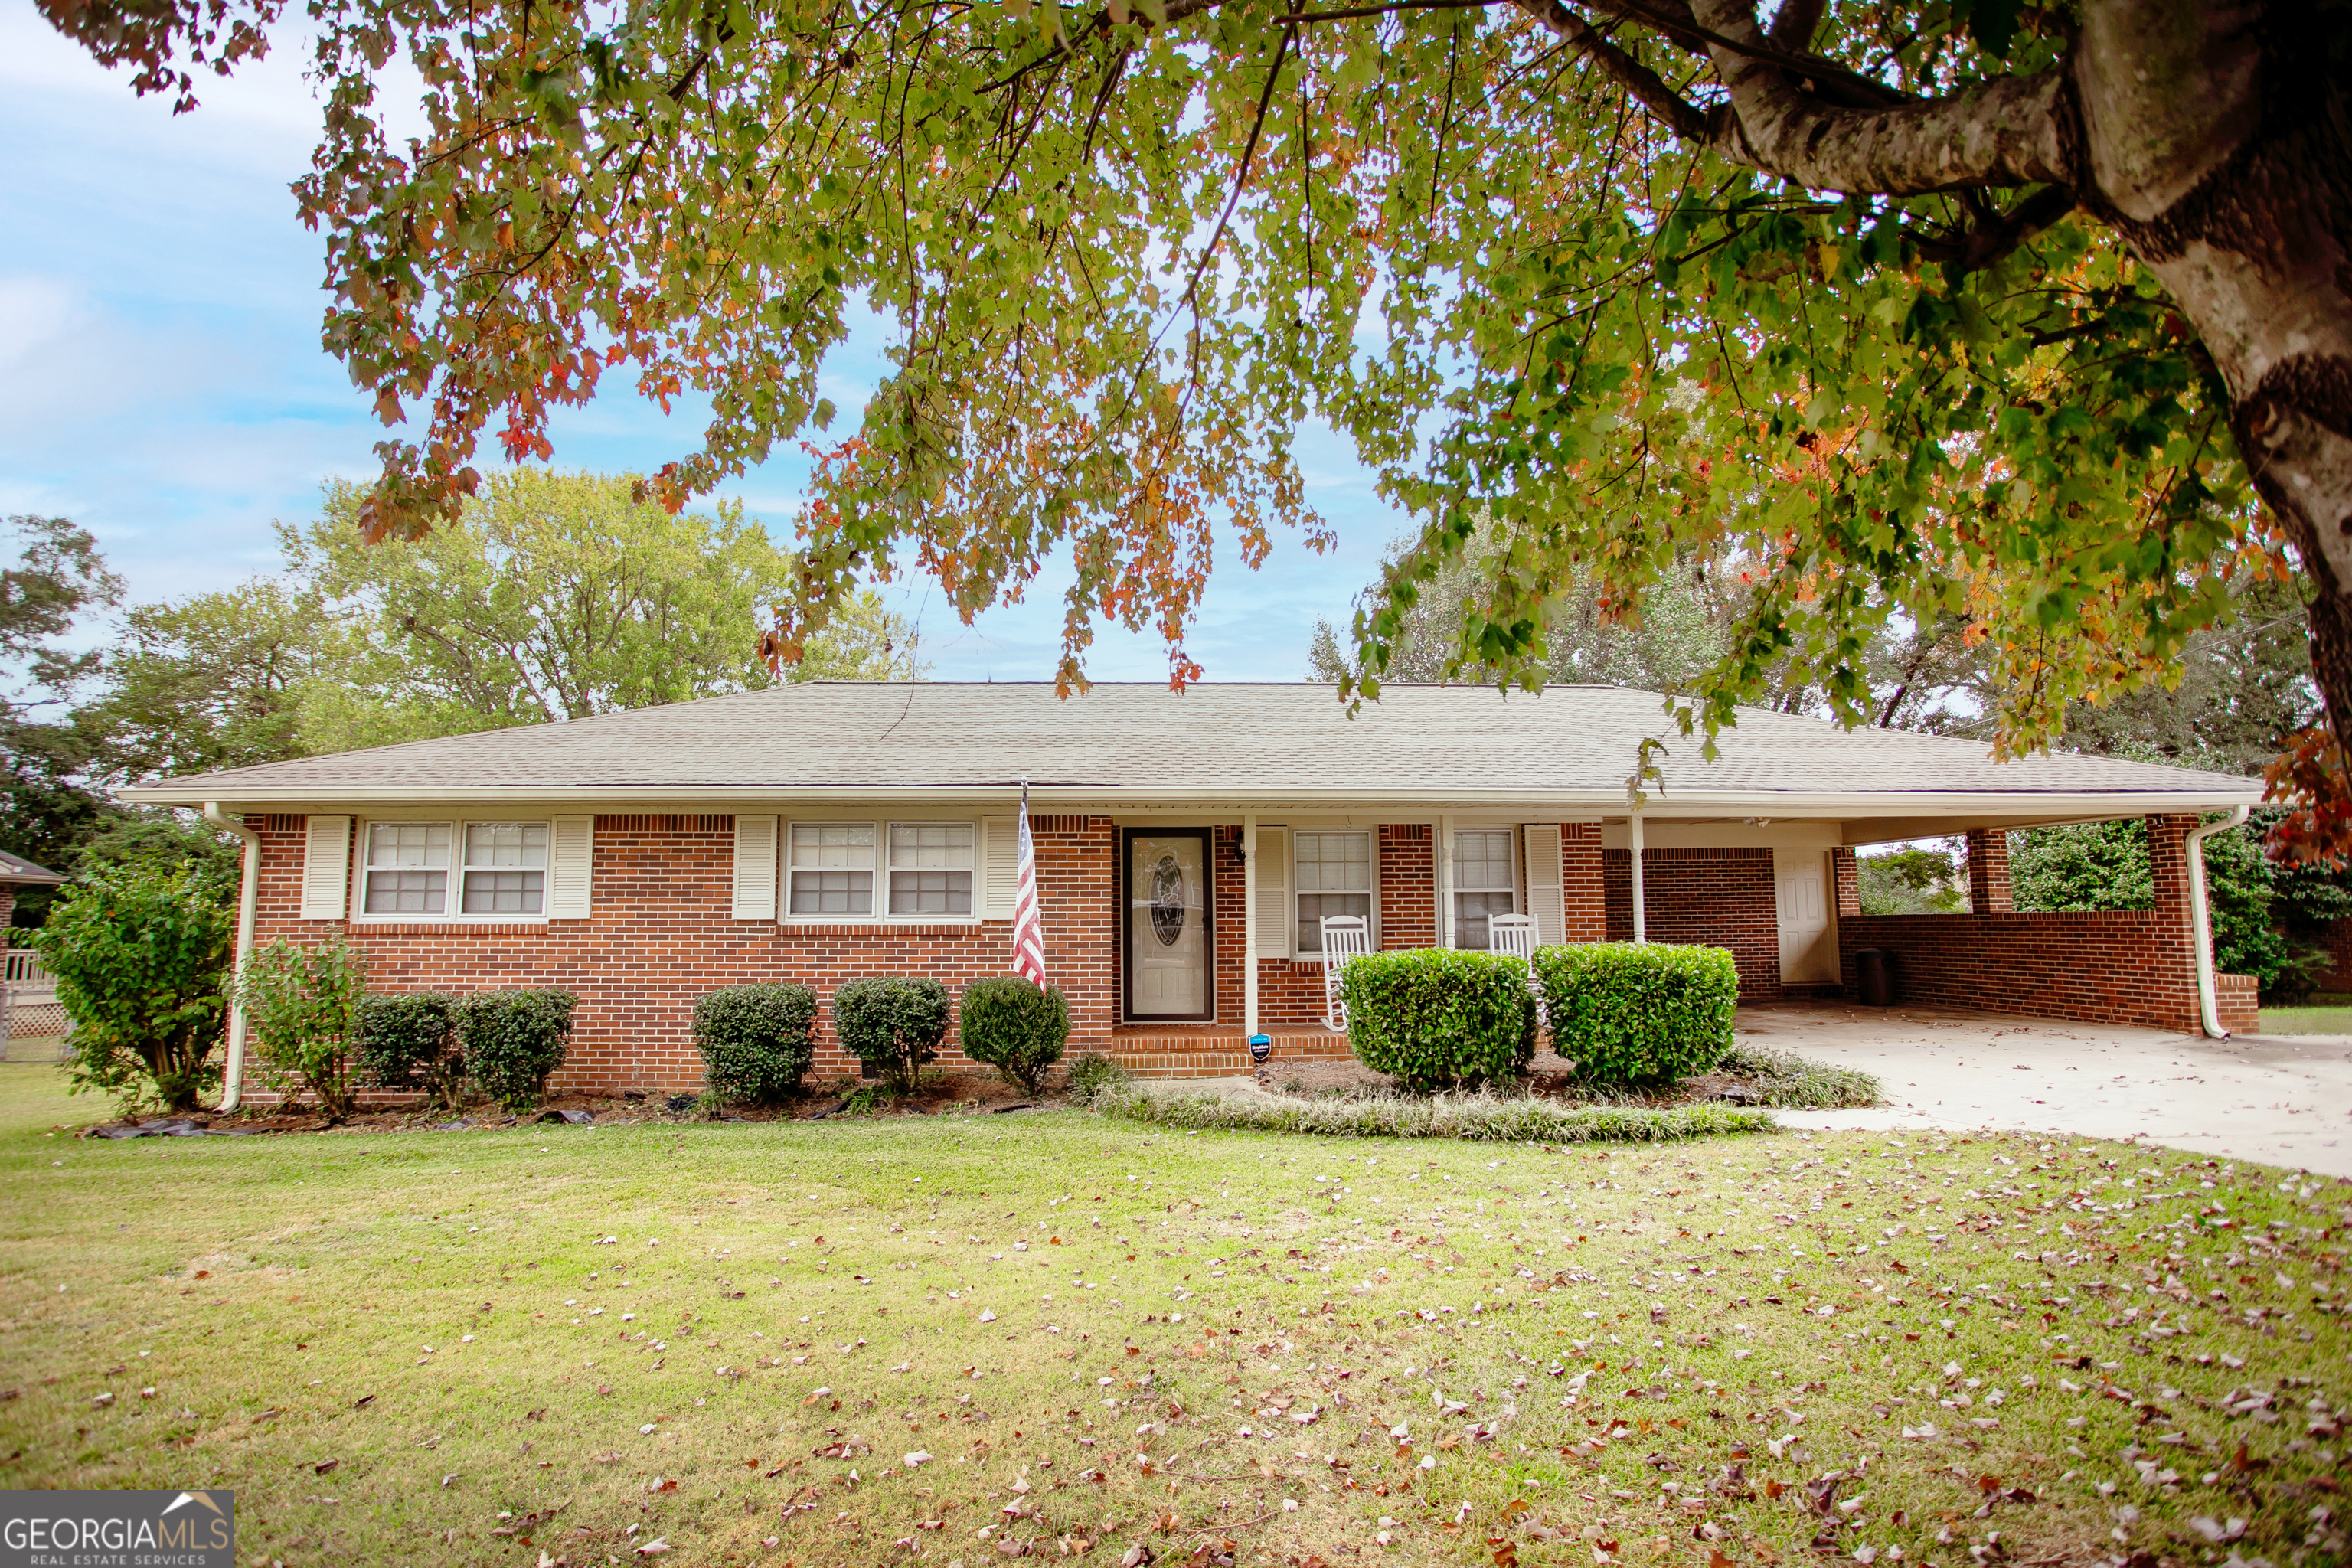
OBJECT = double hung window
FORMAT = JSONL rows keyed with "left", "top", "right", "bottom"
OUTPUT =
{"left": 360, "top": 820, "right": 546, "bottom": 917}
{"left": 788, "top": 822, "right": 876, "bottom": 915}
{"left": 363, "top": 822, "right": 450, "bottom": 914}
{"left": 784, "top": 820, "right": 975, "bottom": 921}
{"left": 1294, "top": 830, "right": 1373, "bottom": 953}
{"left": 1452, "top": 829, "right": 1517, "bottom": 949}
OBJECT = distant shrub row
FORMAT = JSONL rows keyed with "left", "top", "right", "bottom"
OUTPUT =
{"left": 1337, "top": 941, "right": 1739, "bottom": 1090}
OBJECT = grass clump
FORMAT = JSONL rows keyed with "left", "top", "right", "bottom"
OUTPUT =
{"left": 1716, "top": 1042, "right": 1882, "bottom": 1107}
{"left": 1062, "top": 1050, "right": 1130, "bottom": 1104}
{"left": 1092, "top": 1079, "right": 1773, "bottom": 1142}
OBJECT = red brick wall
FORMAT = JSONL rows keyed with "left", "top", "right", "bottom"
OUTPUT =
{"left": 1834, "top": 815, "right": 2252, "bottom": 1034}
{"left": 1379, "top": 824, "right": 1435, "bottom": 951}
{"left": 1603, "top": 847, "right": 1782, "bottom": 1001}
{"left": 246, "top": 811, "right": 1118, "bottom": 1092}
{"left": 1562, "top": 823, "right": 1607, "bottom": 942}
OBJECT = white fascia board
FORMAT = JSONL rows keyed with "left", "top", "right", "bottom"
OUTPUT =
{"left": 132, "top": 782, "right": 2263, "bottom": 819}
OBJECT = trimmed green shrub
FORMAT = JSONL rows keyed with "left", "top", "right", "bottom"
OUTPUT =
{"left": 959, "top": 976, "right": 1070, "bottom": 1093}
{"left": 355, "top": 992, "right": 466, "bottom": 1109}
{"left": 456, "top": 989, "right": 577, "bottom": 1111}
{"left": 831, "top": 975, "right": 951, "bottom": 1093}
{"left": 34, "top": 858, "right": 234, "bottom": 1114}
{"left": 693, "top": 982, "right": 818, "bottom": 1103}
{"left": 1534, "top": 942, "right": 1738, "bottom": 1083}
{"left": 1336, "top": 949, "right": 1537, "bottom": 1092}
{"left": 239, "top": 936, "right": 370, "bottom": 1121}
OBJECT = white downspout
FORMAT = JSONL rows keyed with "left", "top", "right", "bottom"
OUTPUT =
{"left": 203, "top": 802, "right": 260, "bottom": 1112}
{"left": 1629, "top": 808, "right": 1648, "bottom": 944}
{"left": 1243, "top": 815, "right": 1259, "bottom": 1040}
{"left": 2184, "top": 804, "right": 2251, "bottom": 1040}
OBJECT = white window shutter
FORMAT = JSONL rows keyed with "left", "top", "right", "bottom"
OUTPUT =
{"left": 300, "top": 815, "right": 351, "bottom": 920}
{"left": 981, "top": 816, "right": 1018, "bottom": 919}
{"left": 1524, "top": 824, "right": 1565, "bottom": 946}
{"left": 547, "top": 815, "right": 594, "bottom": 918}
{"left": 732, "top": 815, "right": 779, "bottom": 920}
{"left": 1253, "top": 826, "right": 1290, "bottom": 958}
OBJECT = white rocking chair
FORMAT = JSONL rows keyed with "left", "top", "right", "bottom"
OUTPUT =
{"left": 1318, "top": 914, "right": 1371, "bottom": 1031}
{"left": 1487, "top": 913, "right": 1544, "bottom": 1026}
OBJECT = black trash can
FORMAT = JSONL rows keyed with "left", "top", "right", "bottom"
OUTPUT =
{"left": 1855, "top": 947, "right": 1899, "bottom": 1007}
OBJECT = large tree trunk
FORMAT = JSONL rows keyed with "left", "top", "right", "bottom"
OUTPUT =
{"left": 2073, "top": 1, "right": 2352, "bottom": 739}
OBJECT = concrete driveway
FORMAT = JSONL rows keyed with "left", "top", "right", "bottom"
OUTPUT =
{"left": 1741, "top": 1001, "right": 2352, "bottom": 1176}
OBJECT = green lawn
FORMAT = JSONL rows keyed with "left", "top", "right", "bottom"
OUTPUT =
{"left": 2, "top": 1063, "right": 2346, "bottom": 1568}
{"left": 2258, "top": 1005, "right": 2352, "bottom": 1036}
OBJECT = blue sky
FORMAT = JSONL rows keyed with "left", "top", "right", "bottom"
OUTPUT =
{"left": 0, "top": 10, "right": 1406, "bottom": 682}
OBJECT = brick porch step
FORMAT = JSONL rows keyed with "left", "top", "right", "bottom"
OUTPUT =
{"left": 1096, "top": 1027, "right": 1354, "bottom": 1080}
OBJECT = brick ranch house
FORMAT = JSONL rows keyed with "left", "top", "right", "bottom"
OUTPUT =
{"left": 122, "top": 682, "right": 2264, "bottom": 1105}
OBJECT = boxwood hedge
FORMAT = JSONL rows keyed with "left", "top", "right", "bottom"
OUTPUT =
{"left": 1336, "top": 949, "right": 1537, "bottom": 1091}
{"left": 1534, "top": 941, "right": 1737, "bottom": 1083}
{"left": 958, "top": 976, "right": 1070, "bottom": 1093}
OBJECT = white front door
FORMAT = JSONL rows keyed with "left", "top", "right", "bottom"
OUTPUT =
{"left": 1774, "top": 848, "right": 1836, "bottom": 985}
{"left": 1127, "top": 831, "right": 1211, "bottom": 1019}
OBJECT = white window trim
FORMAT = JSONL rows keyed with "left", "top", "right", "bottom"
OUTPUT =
{"left": 348, "top": 817, "right": 556, "bottom": 926}
{"left": 1447, "top": 823, "right": 1523, "bottom": 952}
{"left": 779, "top": 817, "right": 985, "bottom": 927}
{"left": 1289, "top": 827, "right": 1379, "bottom": 959}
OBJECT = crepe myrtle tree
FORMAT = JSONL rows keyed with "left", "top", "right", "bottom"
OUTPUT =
{"left": 38, "top": 0, "right": 2352, "bottom": 835}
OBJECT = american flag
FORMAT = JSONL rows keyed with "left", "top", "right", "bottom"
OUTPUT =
{"left": 1011, "top": 781, "right": 1047, "bottom": 986}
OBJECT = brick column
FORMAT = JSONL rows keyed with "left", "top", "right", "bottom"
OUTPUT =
{"left": 1830, "top": 847, "right": 1860, "bottom": 917}
{"left": 1964, "top": 829, "right": 2012, "bottom": 913}
{"left": 2147, "top": 814, "right": 2194, "bottom": 927}
{"left": 0, "top": 885, "right": 15, "bottom": 935}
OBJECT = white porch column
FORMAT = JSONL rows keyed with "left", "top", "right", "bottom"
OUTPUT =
{"left": 1629, "top": 808, "right": 1648, "bottom": 944}
{"left": 1436, "top": 814, "right": 1454, "bottom": 948}
{"left": 1243, "top": 815, "right": 1259, "bottom": 1036}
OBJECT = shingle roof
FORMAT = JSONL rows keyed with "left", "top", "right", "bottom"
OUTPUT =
{"left": 121, "top": 682, "right": 2260, "bottom": 812}
{"left": 0, "top": 849, "right": 66, "bottom": 884}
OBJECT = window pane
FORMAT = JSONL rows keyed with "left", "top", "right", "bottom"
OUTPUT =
{"left": 1454, "top": 890, "right": 1516, "bottom": 951}
{"left": 890, "top": 869, "right": 972, "bottom": 916}
{"left": 889, "top": 822, "right": 974, "bottom": 869}
{"left": 791, "top": 822, "right": 875, "bottom": 869}
{"left": 790, "top": 870, "right": 874, "bottom": 915}
{"left": 367, "top": 821, "right": 449, "bottom": 869}
{"left": 1453, "top": 831, "right": 1514, "bottom": 892}
{"left": 1296, "top": 892, "right": 1371, "bottom": 953}
{"left": 1294, "top": 831, "right": 1370, "bottom": 892}
{"left": 364, "top": 868, "right": 446, "bottom": 914}
{"left": 465, "top": 822, "right": 548, "bottom": 869}
{"left": 462, "top": 869, "right": 544, "bottom": 914}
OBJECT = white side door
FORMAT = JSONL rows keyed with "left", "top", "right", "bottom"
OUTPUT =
{"left": 1774, "top": 848, "right": 1836, "bottom": 985}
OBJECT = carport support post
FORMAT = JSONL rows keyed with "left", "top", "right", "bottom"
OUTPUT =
{"left": 1629, "top": 809, "right": 1647, "bottom": 944}
{"left": 1243, "top": 815, "right": 1258, "bottom": 1039}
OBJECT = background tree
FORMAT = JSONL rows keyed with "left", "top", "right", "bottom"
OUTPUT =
{"left": 80, "top": 472, "right": 923, "bottom": 779}
{"left": 1, "top": 515, "right": 124, "bottom": 899}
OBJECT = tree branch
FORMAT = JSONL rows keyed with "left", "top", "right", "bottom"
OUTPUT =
{"left": 1910, "top": 183, "right": 2081, "bottom": 274}
{"left": 1765, "top": 0, "right": 1821, "bottom": 50}
{"left": 1510, "top": 0, "right": 1709, "bottom": 142}
{"left": 1687, "top": 0, "right": 2073, "bottom": 194}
